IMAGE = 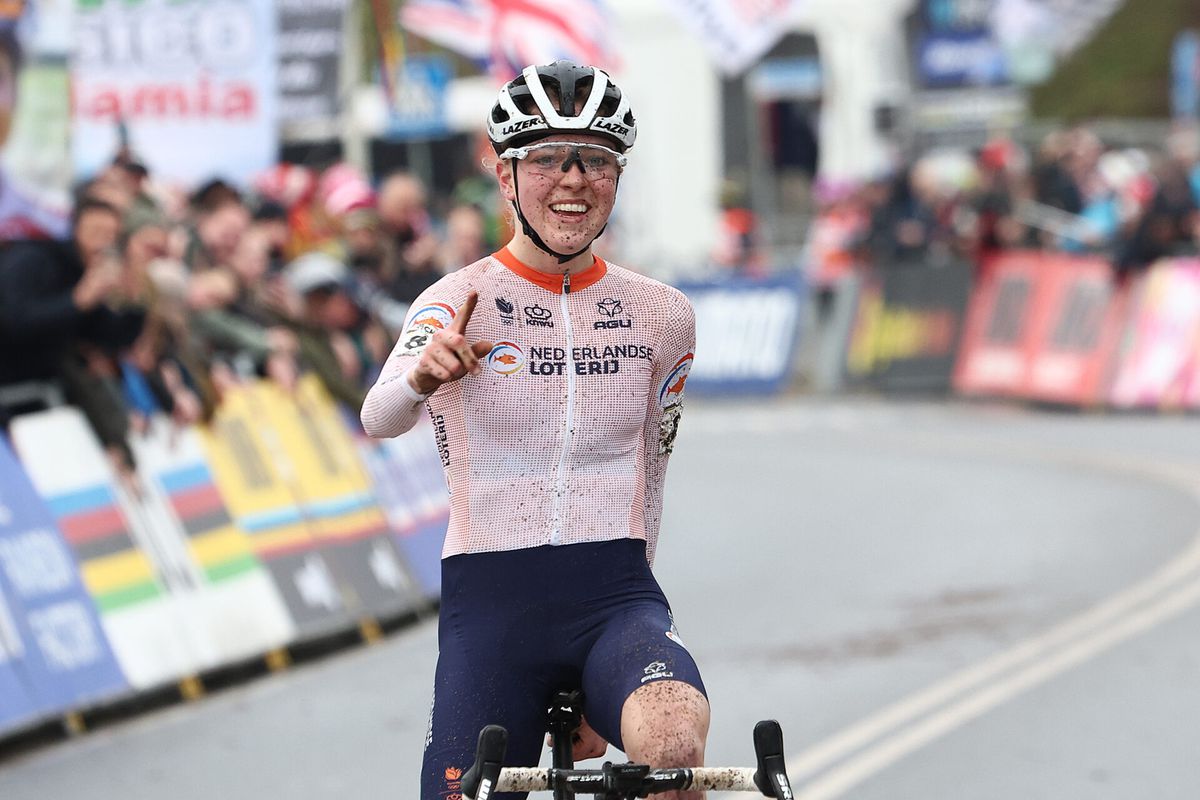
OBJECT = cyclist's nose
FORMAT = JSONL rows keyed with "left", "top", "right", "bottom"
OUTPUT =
{"left": 559, "top": 150, "right": 588, "bottom": 181}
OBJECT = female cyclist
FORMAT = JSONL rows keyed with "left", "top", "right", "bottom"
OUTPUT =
{"left": 361, "top": 60, "right": 707, "bottom": 800}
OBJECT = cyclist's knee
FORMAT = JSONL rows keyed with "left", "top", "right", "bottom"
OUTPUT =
{"left": 620, "top": 680, "right": 709, "bottom": 767}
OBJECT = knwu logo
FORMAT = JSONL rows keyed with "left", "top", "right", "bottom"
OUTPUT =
{"left": 594, "top": 298, "right": 631, "bottom": 329}
{"left": 525, "top": 304, "right": 553, "bottom": 327}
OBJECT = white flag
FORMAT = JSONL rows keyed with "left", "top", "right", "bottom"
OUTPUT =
{"left": 659, "top": 0, "right": 801, "bottom": 75}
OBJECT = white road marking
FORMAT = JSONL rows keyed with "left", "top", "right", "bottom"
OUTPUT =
{"left": 788, "top": 537, "right": 1200, "bottom": 784}
{"left": 794, "top": 575, "right": 1200, "bottom": 799}
{"left": 766, "top": 419, "right": 1200, "bottom": 797}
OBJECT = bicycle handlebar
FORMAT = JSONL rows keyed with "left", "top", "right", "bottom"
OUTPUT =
{"left": 489, "top": 765, "right": 762, "bottom": 793}
{"left": 461, "top": 720, "right": 794, "bottom": 798}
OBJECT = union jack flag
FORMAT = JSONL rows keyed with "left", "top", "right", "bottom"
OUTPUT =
{"left": 399, "top": 0, "right": 618, "bottom": 79}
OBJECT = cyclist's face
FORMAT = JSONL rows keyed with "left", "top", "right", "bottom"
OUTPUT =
{"left": 500, "top": 134, "right": 620, "bottom": 255}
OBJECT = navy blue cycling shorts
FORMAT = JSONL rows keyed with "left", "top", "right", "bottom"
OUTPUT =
{"left": 421, "top": 538, "right": 706, "bottom": 800}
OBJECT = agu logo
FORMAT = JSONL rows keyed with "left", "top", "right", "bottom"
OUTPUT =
{"left": 409, "top": 302, "right": 456, "bottom": 330}
{"left": 658, "top": 353, "right": 694, "bottom": 407}
{"left": 488, "top": 342, "right": 525, "bottom": 375}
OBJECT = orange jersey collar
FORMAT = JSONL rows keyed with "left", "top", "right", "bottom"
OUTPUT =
{"left": 494, "top": 247, "right": 607, "bottom": 294}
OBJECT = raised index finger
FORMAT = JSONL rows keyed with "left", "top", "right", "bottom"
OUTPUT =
{"left": 451, "top": 291, "right": 479, "bottom": 335}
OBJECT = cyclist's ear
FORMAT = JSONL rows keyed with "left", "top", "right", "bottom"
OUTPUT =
{"left": 494, "top": 158, "right": 516, "bottom": 202}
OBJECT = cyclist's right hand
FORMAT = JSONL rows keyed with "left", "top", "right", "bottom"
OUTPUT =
{"left": 407, "top": 290, "right": 494, "bottom": 396}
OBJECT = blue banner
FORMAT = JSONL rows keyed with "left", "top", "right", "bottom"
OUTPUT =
{"left": 0, "top": 438, "right": 127, "bottom": 733}
{"left": 917, "top": 31, "right": 1008, "bottom": 88}
{"left": 678, "top": 274, "right": 806, "bottom": 395}
{"left": 0, "top": 587, "right": 41, "bottom": 734}
{"left": 1171, "top": 30, "right": 1200, "bottom": 120}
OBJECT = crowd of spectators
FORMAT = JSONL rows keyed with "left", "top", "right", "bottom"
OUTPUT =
{"left": 6, "top": 121, "right": 1199, "bottom": 470}
{"left": 0, "top": 153, "right": 499, "bottom": 475}
{"left": 802, "top": 123, "right": 1200, "bottom": 287}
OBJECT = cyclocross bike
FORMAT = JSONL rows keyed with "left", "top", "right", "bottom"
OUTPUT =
{"left": 461, "top": 690, "right": 795, "bottom": 799}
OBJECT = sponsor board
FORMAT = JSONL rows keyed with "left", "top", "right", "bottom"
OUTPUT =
{"left": 677, "top": 275, "right": 805, "bottom": 395}
{"left": 0, "top": 437, "right": 127, "bottom": 733}
{"left": 1108, "top": 260, "right": 1200, "bottom": 410}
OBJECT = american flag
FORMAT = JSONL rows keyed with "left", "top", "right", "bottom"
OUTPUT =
{"left": 399, "top": 0, "right": 618, "bottom": 79}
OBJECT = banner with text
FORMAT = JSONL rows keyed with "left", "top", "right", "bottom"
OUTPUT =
{"left": 277, "top": 0, "right": 347, "bottom": 126}
{"left": 72, "top": 0, "right": 278, "bottom": 186}
{"left": 846, "top": 261, "right": 973, "bottom": 394}
{"left": 679, "top": 274, "right": 805, "bottom": 395}
{"left": 0, "top": 438, "right": 127, "bottom": 735}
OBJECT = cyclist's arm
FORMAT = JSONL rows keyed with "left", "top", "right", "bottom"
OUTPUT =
{"left": 360, "top": 279, "right": 473, "bottom": 437}
{"left": 640, "top": 289, "right": 696, "bottom": 566}
{"left": 360, "top": 321, "right": 437, "bottom": 438}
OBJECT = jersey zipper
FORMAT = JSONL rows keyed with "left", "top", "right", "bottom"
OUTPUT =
{"left": 550, "top": 272, "right": 575, "bottom": 545}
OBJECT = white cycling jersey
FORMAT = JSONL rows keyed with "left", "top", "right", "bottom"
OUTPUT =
{"left": 360, "top": 248, "right": 695, "bottom": 564}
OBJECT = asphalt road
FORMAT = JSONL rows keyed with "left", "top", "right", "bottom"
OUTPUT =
{"left": 1, "top": 398, "right": 1198, "bottom": 799}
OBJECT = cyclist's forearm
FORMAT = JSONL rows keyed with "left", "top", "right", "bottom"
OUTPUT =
{"left": 360, "top": 364, "right": 426, "bottom": 438}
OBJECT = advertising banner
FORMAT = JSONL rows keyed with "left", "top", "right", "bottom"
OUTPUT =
{"left": 277, "top": 0, "right": 347, "bottom": 125}
{"left": 847, "top": 261, "right": 972, "bottom": 393}
{"left": 351, "top": 415, "right": 449, "bottom": 600}
{"left": 953, "top": 250, "right": 1043, "bottom": 397}
{"left": 71, "top": 0, "right": 278, "bottom": 187}
{"left": 1021, "top": 255, "right": 1128, "bottom": 405}
{"left": 678, "top": 274, "right": 806, "bottom": 395}
{"left": 132, "top": 419, "right": 296, "bottom": 662}
{"left": 198, "top": 384, "right": 355, "bottom": 636}
{"left": 0, "top": 437, "right": 127, "bottom": 731}
{"left": 0, "top": 584, "right": 41, "bottom": 734}
{"left": 916, "top": 30, "right": 1008, "bottom": 88}
{"left": 0, "top": 0, "right": 71, "bottom": 241}
{"left": 1109, "top": 260, "right": 1200, "bottom": 410}
{"left": 254, "top": 377, "right": 422, "bottom": 619}
{"left": 8, "top": 408, "right": 206, "bottom": 689}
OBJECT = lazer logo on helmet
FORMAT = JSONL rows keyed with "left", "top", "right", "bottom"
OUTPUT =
{"left": 594, "top": 120, "right": 629, "bottom": 137}
{"left": 503, "top": 118, "right": 546, "bottom": 135}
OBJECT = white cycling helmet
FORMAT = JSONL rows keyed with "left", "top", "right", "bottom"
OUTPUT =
{"left": 487, "top": 61, "right": 637, "bottom": 154}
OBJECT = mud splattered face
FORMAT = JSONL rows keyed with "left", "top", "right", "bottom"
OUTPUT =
{"left": 501, "top": 133, "right": 620, "bottom": 256}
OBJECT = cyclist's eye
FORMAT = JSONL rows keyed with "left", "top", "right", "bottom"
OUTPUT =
{"left": 584, "top": 156, "right": 611, "bottom": 170}
{"left": 531, "top": 155, "right": 558, "bottom": 169}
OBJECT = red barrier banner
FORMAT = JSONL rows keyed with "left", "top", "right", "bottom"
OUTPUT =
{"left": 953, "top": 251, "right": 1043, "bottom": 397}
{"left": 1108, "top": 259, "right": 1200, "bottom": 410}
{"left": 1021, "top": 256, "right": 1129, "bottom": 405}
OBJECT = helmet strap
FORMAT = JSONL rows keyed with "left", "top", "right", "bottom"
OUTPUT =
{"left": 511, "top": 167, "right": 599, "bottom": 264}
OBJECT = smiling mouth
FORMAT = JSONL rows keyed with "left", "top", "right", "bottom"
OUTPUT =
{"left": 550, "top": 202, "right": 590, "bottom": 215}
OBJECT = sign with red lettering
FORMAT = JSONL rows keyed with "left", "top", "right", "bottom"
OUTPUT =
{"left": 71, "top": 0, "right": 278, "bottom": 187}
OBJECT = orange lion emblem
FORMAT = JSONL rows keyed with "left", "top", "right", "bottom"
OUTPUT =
{"left": 444, "top": 766, "right": 463, "bottom": 781}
